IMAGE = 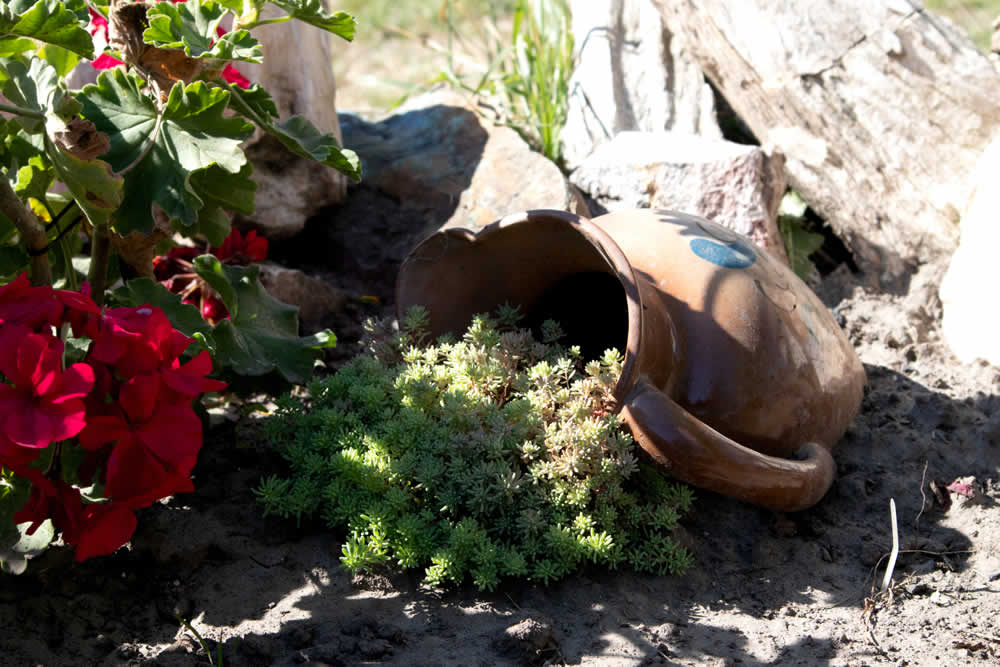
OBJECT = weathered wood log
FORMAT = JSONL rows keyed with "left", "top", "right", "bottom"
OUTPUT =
{"left": 652, "top": 0, "right": 1000, "bottom": 285}
{"left": 234, "top": 7, "right": 349, "bottom": 238}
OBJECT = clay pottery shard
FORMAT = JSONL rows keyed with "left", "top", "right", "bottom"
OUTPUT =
{"left": 396, "top": 209, "right": 866, "bottom": 512}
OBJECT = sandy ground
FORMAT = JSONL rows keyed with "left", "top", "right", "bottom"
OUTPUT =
{"left": 2, "top": 226, "right": 999, "bottom": 667}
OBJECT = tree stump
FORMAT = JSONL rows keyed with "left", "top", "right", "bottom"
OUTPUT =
{"left": 234, "top": 7, "right": 349, "bottom": 239}
{"left": 652, "top": 0, "right": 1000, "bottom": 285}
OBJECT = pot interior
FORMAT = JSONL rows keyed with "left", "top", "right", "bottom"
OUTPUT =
{"left": 523, "top": 270, "right": 627, "bottom": 361}
{"left": 397, "top": 215, "right": 631, "bottom": 361}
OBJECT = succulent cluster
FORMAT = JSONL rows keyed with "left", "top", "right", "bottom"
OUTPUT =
{"left": 255, "top": 306, "right": 694, "bottom": 590}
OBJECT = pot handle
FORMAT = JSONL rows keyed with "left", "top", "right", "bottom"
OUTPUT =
{"left": 621, "top": 380, "right": 835, "bottom": 512}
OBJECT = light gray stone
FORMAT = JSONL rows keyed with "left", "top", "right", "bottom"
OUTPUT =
{"left": 570, "top": 131, "right": 788, "bottom": 261}
{"left": 562, "top": 0, "right": 720, "bottom": 170}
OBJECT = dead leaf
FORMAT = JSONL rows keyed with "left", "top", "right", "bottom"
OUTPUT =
{"left": 53, "top": 118, "right": 111, "bottom": 161}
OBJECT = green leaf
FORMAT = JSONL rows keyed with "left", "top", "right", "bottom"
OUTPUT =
{"left": 0, "top": 244, "right": 30, "bottom": 280}
{"left": 273, "top": 115, "right": 360, "bottom": 179}
{"left": 0, "top": 0, "right": 94, "bottom": 58}
{"left": 13, "top": 156, "right": 53, "bottom": 201}
{"left": 0, "top": 37, "right": 36, "bottom": 56}
{"left": 0, "top": 468, "right": 53, "bottom": 575}
{"left": 227, "top": 84, "right": 359, "bottom": 181}
{"left": 0, "top": 519, "right": 54, "bottom": 574}
{"left": 268, "top": 0, "right": 355, "bottom": 41}
{"left": 47, "top": 134, "right": 123, "bottom": 227}
{"left": 37, "top": 43, "right": 80, "bottom": 77}
{"left": 227, "top": 82, "right": 278, "bottom": 120}
{"left": 192, "top": 257, "right": 336, "bottom": 383}
{"left": 189, "top": 162, "right": 256, "bottom": 215}
{"left": 183, "top": 162, "right": 256, "bottom": 245}
{"left": 189, "top": 204, "right": 231, "bottom": 246}
{"left": 0, "top": 56, "right": 60, "bottom": 132}
{"left": 144, "top": 0, "right": 262, "bottom": 63}
{"left": 79, "top": 68, "right": 254, "bottom": 233}
{"left": 779, "top": 217, "right": 824, "bottom": 280}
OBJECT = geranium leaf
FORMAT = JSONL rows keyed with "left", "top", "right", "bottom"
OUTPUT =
{"left": 226, "top": 83, "right": 359, "bottom": 180}
{"left": 189, "top": 162, "right": 256, "bottom": 215}
{"left": 0, "top": 57, "right": 120, "bottom": 225}
{"left": 192, "top": 258, "right": 336, "bottom": 382}
{"left": 144, "top": 0, "right": 262, "bottom": 63}
{"left": 182, "top": 162, "right": 255, "bottom": 245}
{"left": 37, "top": 43, "right": 80, "bottom": 77}
{"left": 267, "top": 0, "right": 355, "bottom": 41}
{"left": 273, "top": 115, "right": 360, "bottom": 179}
{"left": 189, "top": 205, "right": 231, "bottom": 246}
{"left": 0, "top": 245, "right": 30, "bottom": 280}
{"left": 0, "top": 38, "right": 36, "bottom": 56}
{"left": 13, "top": 156, "right": 54, "bottom": 201}
{"left": 79, "top": 68, "right": 253, "bottom": 234}
{"left": 209, "top": 29, "right": 262, "bottom": 62}
{"left": 46, "top": 142, "right": 122, "bottom": 227}
{"left": 0, "top": 56, "right": 61, "bottom": 132}
{"left": 0, "top": 0, "right": 94, "bottom": 58}
{"left": 227, "top": 82, "right": 277, "bottom": 119}
{"left": 0, "top": 519, "right": 54, "bottom": 574}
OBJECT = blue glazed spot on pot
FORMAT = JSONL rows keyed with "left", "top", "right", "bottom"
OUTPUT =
{"left": 689, "top": 238, "right": 756, "bottom": 269}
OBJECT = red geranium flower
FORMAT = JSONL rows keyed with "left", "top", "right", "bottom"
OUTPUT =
{"left": 0, "top": 327, "right": 95, "bottom": 448}
{"left": 161, "top": 349, "right": 228, "bottom": 400}
{"left": 73, "top": 503, "right": 138, "bottom": 561}
{"left": 79, "top": 374, "right": 202, "bottom": 506}
{"left": 154, "top": 227, "right": 268, "bottom": 324}
{"left": 222, "top": 64, "right": 251, "bottom": 89}
{"left": 89, "top": 305, "right": 183, "bottom": 378}
{"left": 213, "top": 228, "right": 268, "bottom": 264}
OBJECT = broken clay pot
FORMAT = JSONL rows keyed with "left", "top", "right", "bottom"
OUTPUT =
{"left": 396, "top": 209, "right": 865, "bottom": 511}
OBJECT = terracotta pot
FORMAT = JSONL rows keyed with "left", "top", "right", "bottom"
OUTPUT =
{"left": 396, "top": 209, "right": 866, "bottom": 511}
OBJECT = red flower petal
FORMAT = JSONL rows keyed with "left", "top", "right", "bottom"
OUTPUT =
{"left": 221, "top": 63, "right": 251, "bottom": 89}
{"left": 78, "top": 414, "right": 130, "bottom": 450}
{"left": 137, "top": 404, "right": 203, "bottom": 472}
{"left": 91, "top": 53, "right": 124, "bottom": 70}
{"left": 74, "top": 504, "right": 137, "bottom": 561}
{"left": 49, "top": 362, "right": 96, "bottom": 404}
{"left": 163, "top": 350, "right": 227, "bottom": 397}
{"left": 0, "top": 432, "right": 39, "bottom": 466}
{"left": 119, "top": 374, "right": 161, "bottom": 424}
{"left": 15, "top": 333, "right": 62, "bottom": 395}
{"left": 104, "top": 437, "right": 194, "bottom": 506}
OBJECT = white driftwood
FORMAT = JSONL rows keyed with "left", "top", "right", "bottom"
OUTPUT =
{"left": 652, "top": 0, "right": 1000, "bottom": 285}
{"left": 562, "top": 0, "right": 720, "bottom": 169}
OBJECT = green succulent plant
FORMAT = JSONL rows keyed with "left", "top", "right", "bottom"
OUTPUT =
{"left": 255, "top": 305, "right": 694, "bottom": 590}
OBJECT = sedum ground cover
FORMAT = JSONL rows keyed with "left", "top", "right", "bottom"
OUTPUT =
{"left": 255, "top": 307, "right": 693, "bottom": 591}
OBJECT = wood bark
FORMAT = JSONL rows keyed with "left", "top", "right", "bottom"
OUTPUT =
{"left": 651, "top": 0, "right": 1000, "bottom": 285}
{"left": 235, "top": 7, "right": 348, "bottom": 209}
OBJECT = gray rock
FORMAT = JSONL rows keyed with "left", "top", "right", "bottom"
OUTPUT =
{"left": 237, "top": 135, "right": 347, "bottom": 241}
{"left": 257, "top": 263, "right": 348, "bottom": 330}
{"left": 563, "top": 0, "right": 721, "bottom": 170}
{"left": 341, "top": 90, "right": 586, "bottom": 238}
{"left": 570, "top": 131, "right": 788, "bottom": 261}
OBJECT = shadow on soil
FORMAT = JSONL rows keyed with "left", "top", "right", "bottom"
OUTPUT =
{"left": 1, "top": 350, "right": 994, "bottom": 665}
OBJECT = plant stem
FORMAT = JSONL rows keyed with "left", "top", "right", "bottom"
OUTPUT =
{"left": 0, "top": 173, "right": 52, "bottom": 286}
{"left": 89, "top": 224, "right": 112, "bottom": 306}
{"left": 0, "top": 103, "right": 44, "bottom": 119}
